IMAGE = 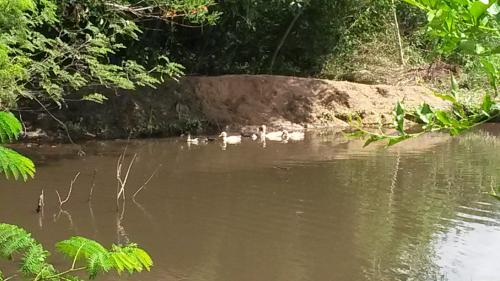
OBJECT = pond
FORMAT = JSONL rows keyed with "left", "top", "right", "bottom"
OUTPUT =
{"left": 1, "top": 126, "right": 500, "bottom": 281}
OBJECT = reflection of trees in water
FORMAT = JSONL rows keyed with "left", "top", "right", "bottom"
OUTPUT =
{"left": 333, "top": 129, "right": 500, "bottom": 281}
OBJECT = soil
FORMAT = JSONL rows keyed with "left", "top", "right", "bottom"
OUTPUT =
{"left": 21, "top": 75, "right": 449, "bottom": 141}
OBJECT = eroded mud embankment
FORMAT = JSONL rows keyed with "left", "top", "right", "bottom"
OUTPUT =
{"left": 22, "top": 75, "right": 449, "bottom": 140}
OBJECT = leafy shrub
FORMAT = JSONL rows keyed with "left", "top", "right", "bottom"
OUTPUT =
{"left": 0, "top": 223, "right": 152, "bottom": 280}
{"left": 0, "top": 112, "right": 34, "bottom": 181}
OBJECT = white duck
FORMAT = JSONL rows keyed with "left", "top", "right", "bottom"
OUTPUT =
{"left": 219, "top": 132, "right": 242, "bottom": 144}
{"left": 282, "top": 130, "right": 305, "bottom": 141}
{"left": 259, "top": 125, "right": 286, "bottom": 142}
{"left": 186, "top": 134, "right": 199, "bottom": 144}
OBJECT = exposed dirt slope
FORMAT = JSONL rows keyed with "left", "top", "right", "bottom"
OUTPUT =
{"left": 23, "top": 75, "right": 449, "bottom": 140}
{"left": 190, "top": 75, "right": 448, "bottom": 130}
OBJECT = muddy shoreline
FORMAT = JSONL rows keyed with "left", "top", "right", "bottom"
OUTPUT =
{"left": 19, "top": 75, "right": 449, "bottom": 142}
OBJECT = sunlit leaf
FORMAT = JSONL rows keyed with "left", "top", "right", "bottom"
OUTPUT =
{"left": 363, "top": 135, "right": 385, "bottom": 147}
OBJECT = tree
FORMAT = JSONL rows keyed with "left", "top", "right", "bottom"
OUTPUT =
{"left": 0, "top": 0, "right": 220, "bottom": 109}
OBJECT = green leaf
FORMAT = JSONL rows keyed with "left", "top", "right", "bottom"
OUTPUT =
{"left": 108, "top": 244, "right": 153, "bottom": 274}
{"left": 415, "top": 103, "right": 434, "bottom": 124}
{"left": 363, "top": 135, "right": 385, "bottom": 147}
{"left": 482, "top": 93, "right": 493, "bottom": 112}
{"left": 434, "top": 93, "right": 457, "bottom": 104}
{"left": 387, "top": 135, "right": 412, "bottom": 147}
{"left": 434, "top": 110, "right": 452, "bottom": 126}
{"left": 481, "top": 58, "right": 498, "bottom": 92}
{"left": 392, "top": 101, "right": 406, "bottom": 135}
{"left": 0, "top": 146, "right": 35, "bottom": 181}
{"left": 470, "top": 1, "right": 490, "bottom": 24}
{"left": 82, "top": 93, "right": 108, "bottom": 104}
{"left": 0, "top": 223, "right": 55, "bottom": 278}
{"left": 56, "top": 237, "right": 108, "bottom": 261}
{"left": 0, "top": 112, "right": 23, "bottom": 143}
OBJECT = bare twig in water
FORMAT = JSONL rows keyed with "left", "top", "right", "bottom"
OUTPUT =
{"left": 87, "top": 169, "right": 97, "bottom": 203}
{"left": 36, "top": 188, "right": 45, "bottom": 229}
{"left": 36, "top": 188, "right": 44, "bottom": 214}
{"left": 56, "top": 172, "right": 81, "bottom": 209}
{"left": 116, "top": 145, "right": 137, "bottom": 209}
{"left": 132, "top": 164, "right": 162, "bottom": 200}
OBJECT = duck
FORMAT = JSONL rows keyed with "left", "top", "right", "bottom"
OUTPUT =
{"left": 186, "top": 134, "right": 199, "bottom": 144}
{"left": 219, "top": 132, "right": 242, "bottom": 144}
{"left": 260, "top": 125, "right": 286, "bottom": 141}
{"left": 282, "top": 130, "right": 305, "bottom": 141}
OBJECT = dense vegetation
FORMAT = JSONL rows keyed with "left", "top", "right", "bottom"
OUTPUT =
{"left": 0, "top": 0, "right": 219, "bottom": 108}
{"left": 0, "top": 224, "right": 152, "bottom": 280}
{"left": 119, "top": 0, "right": 427, "bottom": 78}
{"left": 1, "top": 0, "right": 496, "bottom": 109}
{"left": 351, "top": 0, "right": 499, "bottom": 147}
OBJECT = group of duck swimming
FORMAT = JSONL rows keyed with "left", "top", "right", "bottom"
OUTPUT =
{"left": 186, "top": 125, "right": 305, "bottom": 145}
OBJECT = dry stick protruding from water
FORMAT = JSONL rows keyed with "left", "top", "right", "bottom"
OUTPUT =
{"left": 36, "top": 188, "right": 44, "bottom": 214}
{"left": 132, "top": 164, "right": 162, "bottom": 200}
{"left": 116, "top": 150, "right": 138, "bottom": 210}
{"left": 36, "top": 188, "right": 45, "bottom": 229}
{"left": 87, "top": 169, "right": 97, "bottom": 203}
{"left": 56, "top": 172, "right": 81, "bottom": 209}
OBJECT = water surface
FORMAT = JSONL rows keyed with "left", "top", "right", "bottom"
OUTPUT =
{"left": 2, "top": 126, "right": 500, "bottom": 281}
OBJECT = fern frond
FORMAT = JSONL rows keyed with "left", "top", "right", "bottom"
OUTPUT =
{"left": 56, "top": 237, "right": 111, "bottom": 279}
{"left": 20, "top": 243, "right": 55, "bottom": 277}
{"left": 0, "top": 146, "right": 35, "bottom": 181}
{"left": 108, "top": 244, "right": 153, "bottom": 274}
{"left": 0, "top": 224, "right": 55, "bottom": 278}
{"left": 56, "top": 237, "right": 152, "bottom": 278}
{"left": 0, "top": 112, "right": 22, "bottom": 143}
{"left": 56, "top": 237, "right": 108, "bottom": 260}
{"left": 0, "top": 224, "right": 35, "bottom": 258}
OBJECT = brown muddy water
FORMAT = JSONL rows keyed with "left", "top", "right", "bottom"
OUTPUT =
{"left": 2, "top": 126, "right": 500, "bottom": 281}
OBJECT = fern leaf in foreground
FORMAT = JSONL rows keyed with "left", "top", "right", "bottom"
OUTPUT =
{"left": 0, "top": 111, "right": 35, "bottom": 181}
{"left": 0, "top": 112, "right": 22, "bottom": 143}
{"left": 56, "top": 236, "right": 111, "bottom": 279}
{"left": 1, "top": 224, "right": 152, "bottom": 280}
{"left": 0, "top": 224, "right": 35, "bottom": 258}
{"left": 108, "top": 244, "right": 153, "bottom": 274}
{"left": 0, "top": 146, "right": 35, "bottom": 181}
{"left": 0, "top": 224, "right": 55, "bottom": 278}
{"left": 56, "top": 237, "right": 152, "bottom": 279}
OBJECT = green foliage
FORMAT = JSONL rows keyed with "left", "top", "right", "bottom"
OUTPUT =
{"left": 156, "top": 0, "right": 421, "bottom": 76}
{"left": 0, "top": 0, "right": 219, "bottom": 109}
{"left": 0, "top": 223, "right": 56, "bottom": 279}
{"left": 403, "top": 0, "right": 499, "bottom": 56}
{"left": 0, "top": 112, "right": 34, "bottom": 181}
{"left": 0, "top": 224, "right": 152, "bottom": 280}
{"left": 403, "top": 0, "right": 499, "bottom": 92}
{"left": 349, "top": 79, "right": 500, "bottom": 147}
{"left": 56, "top": 237, "right": 152, "bottom": 279}
{"left": 349, "top": 0, "right": 500, "bottom": 147}
{"left": 0, "top": 112, "right": 22, "bottom": 143}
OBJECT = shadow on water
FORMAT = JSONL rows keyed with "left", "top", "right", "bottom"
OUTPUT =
{"left": 2, "top": 126, "right": 500, "bottom": 281}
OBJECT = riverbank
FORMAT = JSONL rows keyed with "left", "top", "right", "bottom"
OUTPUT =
{"left": 21, "top": 75, "right": 449, "bottom": 141}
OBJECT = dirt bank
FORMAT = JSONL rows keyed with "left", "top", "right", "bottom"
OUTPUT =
{"left": 22, "top": 75, "right": 449, "bottom": 140}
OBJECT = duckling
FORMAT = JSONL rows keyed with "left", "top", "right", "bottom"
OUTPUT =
{"left": 259, "top": 125, "right": 284, "bottom": 141}
{"left": 219, "top": 132, "right": 242, "bottom": 144}
{"left": 282, "top": 130, "right": 305, "bottom": 141}
{"left": 186, "top": 134, "right": 199, "bottom": 144}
